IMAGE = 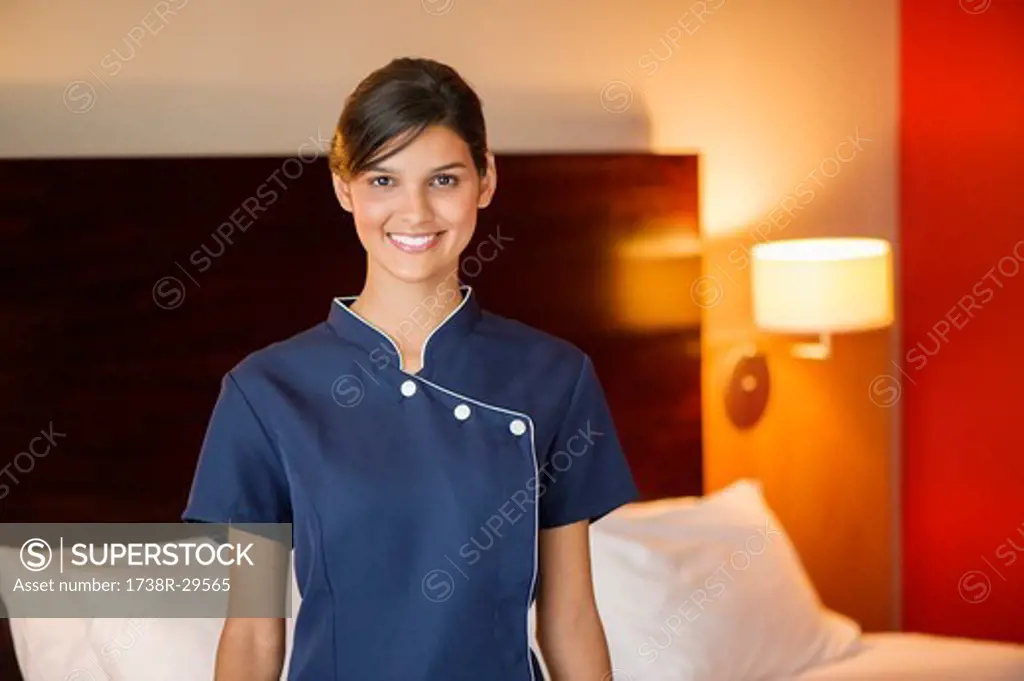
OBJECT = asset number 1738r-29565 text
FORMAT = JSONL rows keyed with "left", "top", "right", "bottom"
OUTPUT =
{"left": 126, "top": 577, "right": 230, "bottom": 592}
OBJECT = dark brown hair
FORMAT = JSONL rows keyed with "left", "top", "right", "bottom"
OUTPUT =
{"left": 329, "top": 57, "right": 488, "bottom": 180}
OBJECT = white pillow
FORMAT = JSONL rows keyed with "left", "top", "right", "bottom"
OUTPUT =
{"left": 590, "top": 479, "right": 861, "bottom": 681}
{"left": 0, "top": 546, "right": 99, "bottom": 681}
{"left": 5, "top": 617, "right": 99, "bottom": 681}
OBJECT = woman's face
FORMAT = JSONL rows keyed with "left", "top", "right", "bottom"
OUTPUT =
{"left": 334, "top": 124, "right": 496, "bottom": 286}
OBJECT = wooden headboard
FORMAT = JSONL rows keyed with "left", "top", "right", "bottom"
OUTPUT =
{"left": 0, "top": 152, "right": 701, "bottom": 678}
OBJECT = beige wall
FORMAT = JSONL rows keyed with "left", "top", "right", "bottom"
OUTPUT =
{"left": 0, "top": 0, "right": 900, "bottom": 628}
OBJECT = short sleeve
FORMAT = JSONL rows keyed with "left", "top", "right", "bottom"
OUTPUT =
{"left": 538, "top": 355, "right": 640, "bottom": 529}
{"left": 181, "top": 372, "right": 292, "bottom": 524}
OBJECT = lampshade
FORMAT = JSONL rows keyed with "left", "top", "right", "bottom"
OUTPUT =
{"left": 751, "top": 237, "right": 894, "bottom": 333}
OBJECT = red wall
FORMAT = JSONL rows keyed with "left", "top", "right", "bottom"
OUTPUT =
{"left": 901, "top": 0, "right": 1024, "bottom": 643}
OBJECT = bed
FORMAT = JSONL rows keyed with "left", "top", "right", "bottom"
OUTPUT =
{"left": 792, "top": 633, "right": 1024, "bottom": 680}
{"left": 1, "top": 152, "right": 1022, "bottom": 680}
{"left": 583, "top": 480, "right": 1024, "bottom": 681}
{"left": 590, "top": 635, "right": 1024, "bottom": 681}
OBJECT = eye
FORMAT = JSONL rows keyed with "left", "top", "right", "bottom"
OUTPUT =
{"left": 433, "top": 174, "right": 459, "bottom": 188}
{"left": 368, "top": 175, "right": 394, "bottom": 188}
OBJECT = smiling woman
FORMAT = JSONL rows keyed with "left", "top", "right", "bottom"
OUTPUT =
{"left": 180, "top": 56, "right": 639, "bottom": 681}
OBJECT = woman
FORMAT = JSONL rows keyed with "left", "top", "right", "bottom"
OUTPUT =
{"left": 183, "top": 57, "right": 639, "bottom": 681}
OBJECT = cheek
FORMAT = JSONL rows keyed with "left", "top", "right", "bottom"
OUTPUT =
{"left": 350, "top": 190, "right": 391, "bottom": 234}
{"left": 433, "top": 190, "right": 478, "bottom": 233}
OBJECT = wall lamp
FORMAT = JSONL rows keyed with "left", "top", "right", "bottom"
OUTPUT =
{"left": 726, "top": 237, "right": 894, "bottom": 429}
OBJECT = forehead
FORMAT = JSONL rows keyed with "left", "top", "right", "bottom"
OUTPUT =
{"left": 370, "top": 125, "right": 472, "bottom": 171}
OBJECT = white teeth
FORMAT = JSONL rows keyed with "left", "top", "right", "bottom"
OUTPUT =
{"left": 389, "top": 233, "right": 437, "bottom": 246}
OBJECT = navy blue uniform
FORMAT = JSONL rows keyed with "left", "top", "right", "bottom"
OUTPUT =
{"left": 182, "top": 286, "right": 639, "bottom": 681}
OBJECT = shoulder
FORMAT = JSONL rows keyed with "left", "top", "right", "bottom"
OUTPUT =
{"left": 223, "top": 320, "right": 337, "bottom": 389}
{"left": 473, "top": 309, "right": 590, "bottom": 394}
{"left": 479, "top": 309, "right": 585, "bottom": 360}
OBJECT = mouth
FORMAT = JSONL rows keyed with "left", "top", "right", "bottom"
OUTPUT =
{"left": 386, "top": 231, "right": 445, "bottom": 254}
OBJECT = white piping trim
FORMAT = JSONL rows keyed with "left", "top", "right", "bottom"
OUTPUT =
{"left": 419, "top": 285, "right": 473, "bottom": 373}
{"left": 332, "top": 294, "right": 405, "bottom": 371}
{"left": 411, "top": 374, "right": 539, "bottom": 681}
{"left": 331, "top": 285, "right": 474, "bottom": 374}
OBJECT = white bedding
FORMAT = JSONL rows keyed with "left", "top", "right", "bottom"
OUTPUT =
{"left": 5, "top": 484, "right": 1022, "bottom": 681}
{"left": 791, "top": 632, "right": 1024, "bottom": 680}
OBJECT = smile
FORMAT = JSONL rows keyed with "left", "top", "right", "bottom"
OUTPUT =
{"left": 387, "top": 232, "right": 444, "bottom": 254}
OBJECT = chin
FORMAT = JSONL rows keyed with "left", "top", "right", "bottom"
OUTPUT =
{"left": 372, "top": 232, "right": 471, "bottom": 286}
{"left": 383, "top": 258, "right": 460, "bottom": 286}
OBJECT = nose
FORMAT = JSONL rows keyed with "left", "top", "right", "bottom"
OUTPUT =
{"left": 400, "top": 185, "right": 435, "bottom": 229}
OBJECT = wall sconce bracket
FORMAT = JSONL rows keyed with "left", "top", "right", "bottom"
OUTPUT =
{"left": 725, "top": 346, "right": 770, "bottom": 430}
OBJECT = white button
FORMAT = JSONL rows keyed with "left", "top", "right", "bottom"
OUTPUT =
{"left": 453, "top": 404, "right": 472, "bottom": 421}
{"left": 400, "top": 380, "right": 417, "bottom": 397}
{"left": 509, "top": 419, "right": 527, "bottom": 436}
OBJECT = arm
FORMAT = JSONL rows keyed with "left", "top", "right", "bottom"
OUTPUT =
{"left": 215, "top": 617, "right": 285, "bottom": 681}
{"left": 182, "top": 373, "right": 295, "bottom": 679}
{"left": 535, "top": 520, "right": 612, "bottom": 681}
{"left": 214, "top": 525, "right": 290, "bottom": 681}
{"left": 535, "top": 354, "right": 638, "bottom": 678}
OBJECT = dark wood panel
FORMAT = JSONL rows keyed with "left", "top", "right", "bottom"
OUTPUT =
{"left": 0, "top": 153, "right": 700, "bottom": 679}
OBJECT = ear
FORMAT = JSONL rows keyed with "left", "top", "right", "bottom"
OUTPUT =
{"left": 477, "top": 151, "right": 497, "bottom": 209}
{"left": 332, "top": 172, "right": 354, "bottom": 213}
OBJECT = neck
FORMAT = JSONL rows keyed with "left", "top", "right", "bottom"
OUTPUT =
{"left": 350, "top": 262, "right": 464, "bottom": 361}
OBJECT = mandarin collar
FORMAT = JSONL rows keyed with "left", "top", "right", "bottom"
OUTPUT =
{"left": 327, "top": 285, "right": 481, "bottom": 374}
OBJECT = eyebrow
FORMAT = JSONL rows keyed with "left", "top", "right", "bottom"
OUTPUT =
{"left": 366, "top": 161, "right": 469, "bottom": 174}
